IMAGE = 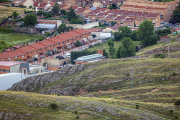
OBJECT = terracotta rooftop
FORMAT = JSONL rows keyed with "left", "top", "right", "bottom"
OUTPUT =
{"left": 75, "top": 8, "right": 86, "bottom": 12}
{"left": 123, "top": 11, "right": 134, "bottom": 16}
{"left": 146, "top": 7, "right": 165, "bottom": 10}
{"left": 131, "top": 12, "right": 142, "bottom": 16}
{"left": 50, "top": 2, "right": 55, "bottom": 6}
{"left": 134, "top": 5, "right": 148, "bottom": 8}
{"left": 114, "top": 16, "right": 126, "bottom": 21}
{"left": 87, "top": 10, "right": 100, "bottom": 15}
{"left": 115, "top": 10, "right": 127, "bottom": 15}
{"left": 139, "top": 12, "right": 149, "bottom": 17}
{"left": 121, "top": 5, "right": 136, "bottom": 7}
{"left": 109, "top": 24, "right": 124, "bottom": 30}
{"left": 106, "top": 14, "right": 117, "bottom": 19}
{"left": 96, "top": 12, "right": 108, "bottom": 17}
{"left": 56, "top": 33, "right": 75, "bottom": 40}
{"left": 39, "top": 39, "right": 56, "bottom": 46}
{"left": 0, "top": 50, "right": 26, "bottom": 59}
{"left": 107, "top": 9, "right": 119, "bottom": 14}
{"left": 19, "top": 46, "right": 38, "bottom": 53}
{"left": 74, "top": 28, "right": 90, "bottom": 34}
{"left": 48, "top": 37, "right": 65, "bottom": 43}
{"left": 30, "top": 42, "right": 46, "bottom": 49}
{"left": 96, "top": 8, "right": 109, "bottom": 12}
{"left": 38, "top": 2, "right": 48, "bottom": 8}
{"left": 123, "top": 17, "right": 136, "bottom": 22}
{"left": 147, "top": 13, "right": 159, "bottom": 18}
{"left": 87, "top": 28, "right": 100, "bottom": 32}
{"left": 66, "top": 31, "right": 82, "bottom": 37}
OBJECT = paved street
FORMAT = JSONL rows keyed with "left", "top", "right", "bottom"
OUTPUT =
{"left": 155, "top": 22, "right": 179, "bottom": 31}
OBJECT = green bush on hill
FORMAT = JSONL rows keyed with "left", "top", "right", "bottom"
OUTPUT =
{"left": 0, "top": 27, "right": 14, "bottom": 33}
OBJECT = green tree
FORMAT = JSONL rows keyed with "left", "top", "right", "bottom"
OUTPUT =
{"left": 29, "top": 5, "right": 32, "bottom": 9}
{"left": 75, "top": 40, "right": 81, "bottom": 47}
{"left": 138, "top": 20, "right": 157, "bottom": 47}
{"left": 12, "top": 11, "right": 19, "bottom": 19}
{"left": 134, "top": 21, "right": 136, "bottom": 27}
{"left": 61, "top": 9, "right": 66, "bottom": 15}
{"left": 68, "top": 8, "right": 77, "bottom": 21}
{"left": 52, "top": 2, "right": 60, "bottom": 14}
{"left": 54, "top": 31, "right": 58, "bottom": 36}
{"left": 171, "top": 2, "right": 180, "bottom": 23}
{"left": 24, "top": 14, "right": 37, "bottom": 26}
{"left": 67, "top": 26, "right": 74, "bottom": 31}
{"left": 109, "top": 46, "right": 116, "bottom": 58}
{"left": 114, "top": 26, "right": 132, "bottom": 41}
{"left": 131, "top": 30, "right": 138, "bottom": 41}
{"left": 37, "top": 10, "right": 44, "bottom": 16}
{"left": 107, "top": 39, "right": 114, "bottom": 47}
{"left": 115, "top": 37, "right": 135, "bottom": 58}
{"left": 58, "top": 23, "right": 67, "bottom": 33}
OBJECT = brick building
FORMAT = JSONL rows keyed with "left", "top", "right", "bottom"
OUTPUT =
{"left": 0, "top": 29, "right": 91, "bottom": 61}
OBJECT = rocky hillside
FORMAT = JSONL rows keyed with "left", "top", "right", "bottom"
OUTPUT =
{"left": 9, "top": 58, "right": 180, "bottom": 96}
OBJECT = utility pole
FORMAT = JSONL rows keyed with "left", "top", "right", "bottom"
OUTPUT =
{"left": 131, "top": 67, "right": 133, "bottom": 89}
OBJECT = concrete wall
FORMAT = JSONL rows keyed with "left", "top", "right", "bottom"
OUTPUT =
{"left": 0, "top": 73, "right": 24, "bottom": 90}
{"left": 91, "top": 32, "right": 111, "bottom": 37}
{"left": 10, "top": 64, "right": 20, "bottom": 73}
{"left": 66, "top": 22, "right": 99, "bottom": 29}
{"left": 40, "top": 58, "right": 70, "bottom": 66}
{"left": 20, "top": 62, "right": 30, "bottom": 72}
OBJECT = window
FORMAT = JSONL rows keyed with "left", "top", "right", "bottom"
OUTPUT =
{"left": 71, "top": 39, "right": 73, "bottom": 41}
{"left": 63, "top": 42, "right": 64, "bottom": 44}
{"left": 15, "top": 56, "right": 17, "bottom": 59}
{"left": 84, "top": 34, "right": 85, "bottom": 36}
{"left": 58, "top": 42, "right": 60, "bottom": 45}
{"left": 67, "top": 40, "right": 69, "bottom": 42}
{"left": 159, "top": 12, "right": 161, "bottom": 15}
{"left": 169, "top": 6, "right": 170, "bottom": 14}
{"left": 22, "top": 56, "right": 25, "bottom": 58}
{"left": 8, "top": 58, "right": 11, "bottom": 60}
{"left": 40, "top": 49, "right": 41, "bottom": 51}
{"left": 53, "top": 44, "right": 55, "bottom": 47}
{"left": 75, "top": 37, "right": 77, "bottom": 39}
{"left": 44, "top": 48, "right": 46, "bottom": 50}
{"left": 49, "top": 46, "right": 51, "bottom": 48}
{"left": 1, "top": 59, "right": 4, "bottom": 61}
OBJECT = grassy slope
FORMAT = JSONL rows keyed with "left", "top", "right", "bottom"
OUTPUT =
{"left": 0, "top": 90, "right": 168, "bottom": 120}
{"left": 0, "top": 6, "right": 33, "bottom": 21}
{"left": 0, "top": 33, "right": 41, "bottom": 45}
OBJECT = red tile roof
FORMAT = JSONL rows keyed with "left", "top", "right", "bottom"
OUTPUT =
{"left": 66, "top": 31, "right": 82, "bottom": 37}
{"left": 56, "top": 33, "right": 74, "bottom": 40}
{"left": 19, "top": 45, "right": 38, "bottom": 53}
{"left": 96, "top": 12, "right": 108, "bottom": 17}
{"left": 0, "top": 50, "right": 26, "bottom": 59}
{"left": 139, "top": 12, "right": 149, "bottom": 17}
{"left": 115, "top": 10, "right": 127, "bottom": 15}
{"left": 147, "top": 13, "right": 159, "bottom": 18}
{"left": 87, "top": 28, "right": 100, "bottom": 32}
{"left": 134, "top": 5, "right": 148, "bottom": 8}
{"left": 106, "top": 14, "right": 117, "bottom": 19}
{"left": 38, "top": 2, "right": 48, "bottom": 8}
{"left": 39, "top": 39, "right": 56, "bottom": 46}
{"left": 87, "top": 10, "right": 99, "bottom": 15}
{"left": 123, "top": 11, "right": 134, "bottom": 16}
{"left": 107, "top": 9, "right": 119, "bottom": 14}
{"left": 123, "top": 17, "right": 136, "bottom": 22}
{"left": 109, "top": 24, "right": 124, "bottom": 30}
{"left": 50, "top": 2, "right": 55, "bottom": 6}
{"left": 75, "top": 8, "right": 86, "bottom": 12}
{"left": 96, "top": 8, "right": 109, "bottom": 12}
{"left": 146, "top": 7, "right": 165, "bottom": 10}
{"left": 48, "top": 37, "right": 65, "bottom": 43}
{"left": 33, "top": 1, "right": 39, "bottom": 7}
{"left": 114, "top": 16, "right": 126, "bottom": 21}
{"left": 121, "top": 5, "right": 136, "bottom": 7}
{"left": 131, "top": 12, "right": 142, "bottom": 16}
{"left": 74, "top": 28, "right": 90, "bottom": 34}
{"left": 59, "top": 4, "right": 66, "bottom": 9}
{"left": 30, "top": 42, "right": 46, "bottom": 49}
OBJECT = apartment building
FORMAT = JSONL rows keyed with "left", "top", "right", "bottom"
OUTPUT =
{"left": 0, "top": 29, "right": 91, "bottom": 61}
{"left": 92, "top": 0, "right": 125, "bottom": 8}
{"left": 120, "top": 0, "right": 177, "bottom": 21}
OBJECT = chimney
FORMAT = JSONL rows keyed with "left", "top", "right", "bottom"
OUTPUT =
{"left": 44, "top": 38, "right": 45, "bottom": 40}
{"left": 69, "top": 29, "right": 71, "bottom": 31}
{"left": 61, "top": 32, "right": 63, "bottom": 34}
{"left": 53, "top": 35, "right": 54, "bottom": 37}
{"left": 25, "top": 44, "right": 26, "bottom": 46}
{"left": 98, "top": 49, "right": 103, "bottom": 56}
{"left": 34, "top": 41, "right": 36, "bottom": 44}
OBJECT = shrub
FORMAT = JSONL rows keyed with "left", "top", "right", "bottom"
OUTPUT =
{"left": 171, "top": 39, "right": 175, "bottom": 43}
{"left": 169, "top": 109, "right": 173, "bottom": 114}
{"left": 126, "top": 73, "right": 130, "bottom": 76}
{"left": 57, "top": 93, "right": 60, "bottom": 96}
{"left": 0, "top": 27, "right": 14, "bottom": 33}
{"left": 76, "top": 116, "right": 79, "bottom": 119}
{"left": 153, "top": 53, "right": 165, "bottom": 58}
{"left": 92, "top": 34, "right": 96, "bottom": 38}
{"left": 113, "top": 86, "right": 117, "bottom": 89}
{"left": 39, "top": 37, "right": 44, "bottom": 41}
{"left": 136, "top": 105, "right": 139, "bottom": 109}
{"left": 50, "top": 103, "right": 57, "bottom": 109}
{"left": 175, "top": 115, "right": 179, "bottom": 119}
{"left": 74, "top": 111, "right": 78, "bottom": 114}
{"left": 172, "top": 72, "right": 177, "bottom": 76}
{"left": 174, "top": 100, "right": 180, "bottom": 106}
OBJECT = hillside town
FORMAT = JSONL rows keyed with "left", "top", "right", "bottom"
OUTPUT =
{"left": 1, "top": 0, "right": 180, "bottom": 119}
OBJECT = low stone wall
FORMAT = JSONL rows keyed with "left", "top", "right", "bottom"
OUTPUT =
{"left": 66, "top": 22, "right": 99, "bottom": 29}
{"left": 40, "top": 58, "right": 70, "bottom": 66}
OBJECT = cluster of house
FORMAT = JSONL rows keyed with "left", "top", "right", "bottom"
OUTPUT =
{"left": 0, "top": 28, "right": 91, "bottom": 62}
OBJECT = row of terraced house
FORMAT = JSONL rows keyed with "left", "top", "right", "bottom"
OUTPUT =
{"left": 0, "top": 29, "right": 92, "bottom": 62}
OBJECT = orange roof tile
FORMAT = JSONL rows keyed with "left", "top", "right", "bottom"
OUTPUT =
{"left": 0, "top": 50, "right": 26, "bottom": 59}
{"left": 56, "top": 33, "right": 74, "bottom": 40}
{"left": 66, "top": 31, "right": 82, "bottom": 37}
{"left": 30, "top": 42, "right": 46, "bottom": 49}
{"left": 74, "top": 28, "right": 90, "bottom": 34}
{"left": 39, "top": 40, "right": 56, "bottom": 46}
{"left": 48, "top": 37, "right": 65, "bottom": 43}
{"left": 19, "top": 46, "right": 38, "bottom": 53}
